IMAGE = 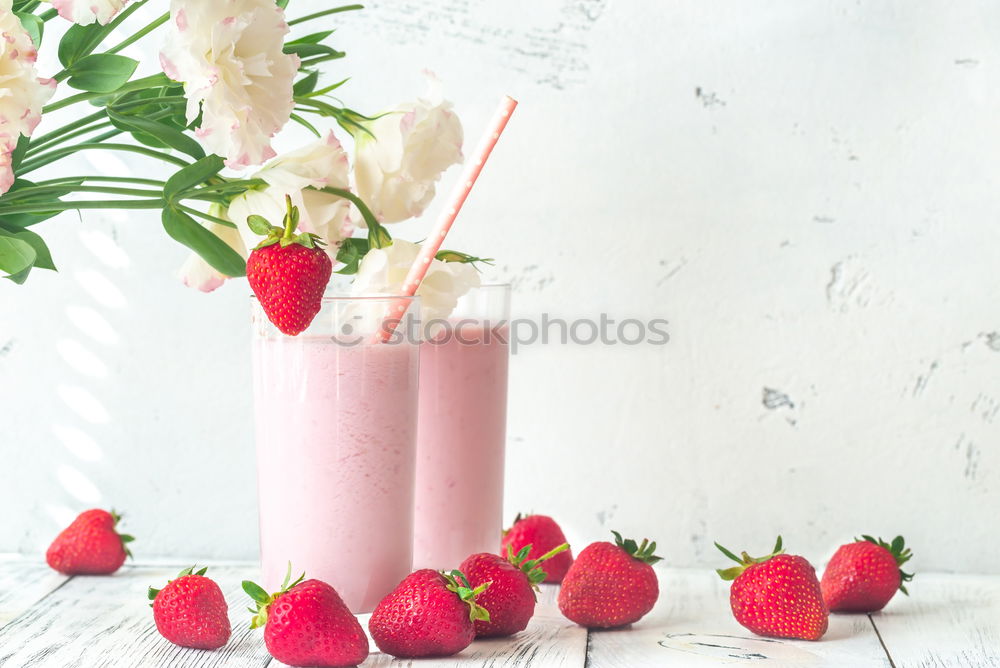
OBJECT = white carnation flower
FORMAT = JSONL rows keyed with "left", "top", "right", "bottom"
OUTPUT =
{"left": 160, "top": 0, "right": 299, "bottom": 170}
{"left": 351, "top": 239, "right": 480, "bottom": 323}
{"left": 0, "top": 0, "right": 56, "bottom": 194}
{"left": 226, "top": 131, "right": 353, "bottom": 254}
{"left": 51, "top": 0, "right": 129, "bottom": 25}
{"left": 354, "top": 77, "right": 464, "bottom": 223}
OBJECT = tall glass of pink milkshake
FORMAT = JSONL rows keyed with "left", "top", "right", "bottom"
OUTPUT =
{"left": 251, "top": 295, "right": 420, "bottom": 613}
{"left": 413, "top": 284, "right": 511, "bottom": 569}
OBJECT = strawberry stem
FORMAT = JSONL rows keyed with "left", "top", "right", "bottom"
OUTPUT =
{"left": 243, "top": 562, "right": 306, "bottom": 629}
{"left": 858, "top": 535, "right": 914, "bottom": 595}
{"left": 443, "top": 570, "right": 491, "bottom": 623}
{"left": 715, "top": 536, "right": 785, "bottom": 581}
{"left": 282, "top": 194, "right": 296, "bottom": 240}
{"left": 611, "top": 530, "right": 663, "bottom": 565}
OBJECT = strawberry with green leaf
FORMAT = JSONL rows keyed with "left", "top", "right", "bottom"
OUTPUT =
{"left": 246, "top": 195, "right": 333, "bottom": 336}
{"left": 45, "top": 509, "right": 134, "bottom": 575}
{"left": 716, "top": 536, "right": 828, "bottom": 641}
{"left": 557, "top": 531, "right": 662, "bottom": 628}
{"left": 148, "top": 566, "right": 231, "bottom": 650}
{"left": 243, "top": 566, "right": 368, "bottom": 667}
{"left": 461, "top": 542, "right": 569, "bottom": 637}
{"left": 821, "top": 535, "right": 914, "bottom": 612}
{"left": 369, "top": 569, "right": 490, "bottom": 658}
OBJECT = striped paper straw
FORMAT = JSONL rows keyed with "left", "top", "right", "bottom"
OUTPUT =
{"left": 379, "top": 95, "right": 518, "bottom": 340}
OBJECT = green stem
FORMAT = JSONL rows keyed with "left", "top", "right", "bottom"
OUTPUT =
{"left": 110, "top": 95, "right": 187, "bottom": 113}
{"left": 178, "top": 205, "right": 237, "bottom": 229}
{"left": 192, "top": 179, "right": 265, "bottom": 196}
{"left": 1, "top": 184, "right": 162, "bottom": 202}
{"left": 35, "top": 176, "right": 166, "bottom": 187}
{"left": 106, "top": 12, "right": 170, "bottom": 54}
{"left": 29, "top": 110, "right": 108, "bottom": 150}
{"left": 316, "top": 186, "right": 390, "bottom": 248}
{"left": 18, "top": 142, "right": 190, "bottom": 176}
{"left": 0, "top": 199, "right": 165, "bottom": 216}
{"left": 27, "top": 121, "right": 115, "bottom": 155}
{"left": 288, "top": 4, "right": 364, "bottom": 27}
{"left": 43, "top": 74, "right": 171, "bottom": 113}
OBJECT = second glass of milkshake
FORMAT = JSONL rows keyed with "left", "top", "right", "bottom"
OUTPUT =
{"left": 413, "top": 284, "right": 511, "bottom": 569}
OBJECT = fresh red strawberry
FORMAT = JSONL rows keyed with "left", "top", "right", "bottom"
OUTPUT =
{"left": 45, "top": 509, "right": 134, "bottom": 575}
{"left": 246, "top": 196, "right": 332, "bottom": 336}
{"left": 716, "top": 536, "right": 828, "bottom": 640}
{"left": 821, "top": 535, "right": 913, "bottom": 612}
{"left": 369, "top": 569, "right": 490, "bottom": 658}
{"left": 148, "top": 566, "right": 231, "bottom": 650}
{"left": 461, "top": 542, "right": 569, "bottom": 637}
{"left": 500, "top": 514, "right": 574, "bottom": 583}
{"left": 244, "top": 568, "right": 368, "bottom": 668}
{"left": 557, "top": 531, "right": 661, "bottom": 628}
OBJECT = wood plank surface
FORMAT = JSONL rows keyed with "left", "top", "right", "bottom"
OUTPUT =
{"left": 584, "top": 568, "right": 891, "bottom": 667}
{"left": 1, "top": 560, "right": 998, "bottom": 668}
{"left": 0, "top": 558, "right": 68, "bottom": 629}
{"left": 0, "top": 564, "right": 271, "bottom": 668}
{"left": 870, "top": 573, "right": 1000, "bottom": 668}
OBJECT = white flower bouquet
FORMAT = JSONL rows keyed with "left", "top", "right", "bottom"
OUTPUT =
{"left": 0, "top": 0, "right": 489, "bottom": 324}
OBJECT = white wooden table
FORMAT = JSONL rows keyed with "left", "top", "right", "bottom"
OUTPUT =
{"left": 0, "top": 558, "right": 996, "bottom": 667}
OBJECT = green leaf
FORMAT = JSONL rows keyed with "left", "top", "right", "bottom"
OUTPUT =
{"left": 0, "top": 233, "right": 36, "bottom": 278}
{"left": 108, "top": 110, "right": 205, "bottom": 160}
{"left": 162, "top": 207, "right": 246, "bottom": 278}
{"left": 246, "top": 215, "right": 274, "bottom": 236}
{"left": 335, "top": 237, "right": 369, "bottom": 275}
{"left": 714, "top": 542, "right": 743, "bottom": 564}
{"left": 10, "top": 135, "right": 30, "bottom": 173}
{"left": 16, "top": 12, "right": 43, "bottom": 48}
{"left": 66, "top": 54, "right": 139, "bottom": 93}
{"left": 284, "top": 43, "right": 345, "bottom": 60}
{"left": 57, "top": 1, "right": 144, "bottom": 67}
{"left": 287, "top": 30, "right": 334, "bottom": 46}
{"left": 716, "top": 566, "right": 744, "bottom": 581}
{"left": 8, "top": 228, "right": 55, "bottom": 270}
{"left": 164, "top": 155, "right": 224, "bottom": 201}
{"left": 293, "top": 70, "right": 319, "bottom": 96}
{"left": 241, "top": 580, "right": 271, "bottom": 604}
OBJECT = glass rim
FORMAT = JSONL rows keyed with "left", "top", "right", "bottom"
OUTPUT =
{"left": 249, "top": 293, "right": 420, "bottom": 304}
{"left": 475, "top": 282, "right": 511, "bottom": 291}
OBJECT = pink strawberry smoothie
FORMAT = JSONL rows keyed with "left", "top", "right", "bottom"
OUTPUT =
{"left": 252, "top": 336, "right": 419, "bottom": 613}
{"left": 413, "top": 323, "right": 509, "bottom": 569}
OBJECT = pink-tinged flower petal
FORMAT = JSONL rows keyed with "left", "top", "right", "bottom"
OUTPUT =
{"left": 351, "top": 240, "right": 480, "bottom": 323}
{"left": 354, "top": 76, "right": 465, "bottom": 224}
{"left": 0, "top": 138, "right": 17, "bottom": 197}
{"left": 161, "top": 0, "right": 298, "bottom": 171}
{"left": 51, "top": 0, "right": 129, "bottom": 26}
{"left": 0, "top": 4, "right": 56, "bottom": 196}
{"left": 226, "top": 131, "right": 354, "bottom": 252}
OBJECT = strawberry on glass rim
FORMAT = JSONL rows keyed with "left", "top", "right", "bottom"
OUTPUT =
{"left": 246, "top": 195, "right": 333, "bottom": 336}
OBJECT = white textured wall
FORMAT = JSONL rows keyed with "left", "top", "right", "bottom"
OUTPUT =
{"left": 1, "top": 0, "right": 999, "bottom": 575}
